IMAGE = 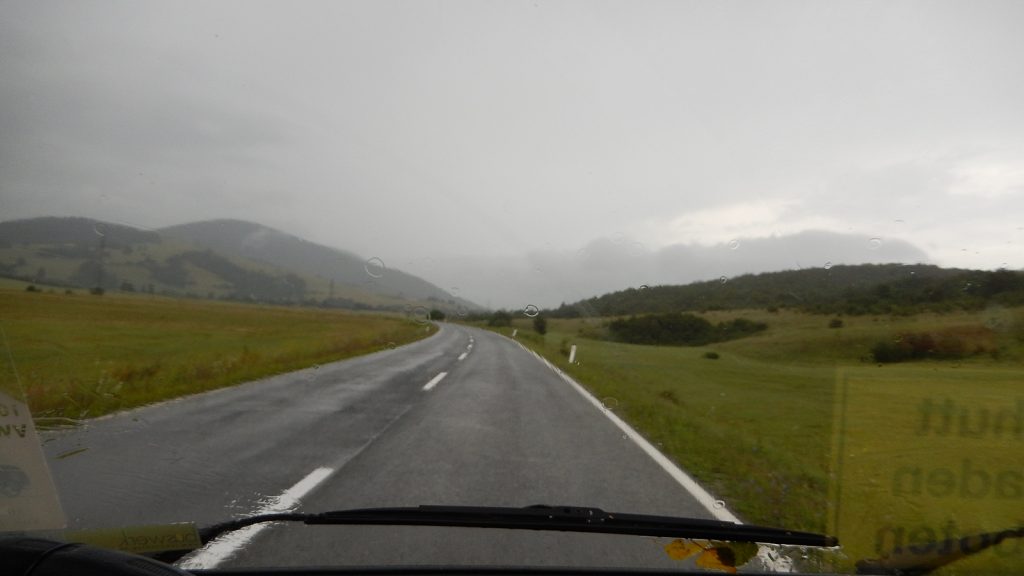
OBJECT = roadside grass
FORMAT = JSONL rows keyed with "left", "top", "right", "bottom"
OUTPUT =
{"left": 482, "top": 307, "right": 1023, "bottom": 537}
{"left": 0, "top": 288, "right": 435, "bottom": 422}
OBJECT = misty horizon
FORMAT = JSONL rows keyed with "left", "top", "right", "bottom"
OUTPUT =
{"left": 3, "top": 1, "right": 1021, "bottom": 309}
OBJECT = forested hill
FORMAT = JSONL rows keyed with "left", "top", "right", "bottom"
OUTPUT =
{"left": 550, "top": 264, "right": 1024, "bottom": 317}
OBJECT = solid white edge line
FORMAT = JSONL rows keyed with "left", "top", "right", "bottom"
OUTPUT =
{"left": 178, "top": 466, "right": 335, "bottom": 569}
{"left": 520, "top": 345, "right": 795, "bottom": 572}
{"left": 525, "top": 349, "right": 741, "bottom": 522}
{"left": 422, "top": 371, "right": 448, "bottom": 391}
{"left": 458, "top": 352, "right": 468, "bottom": 361}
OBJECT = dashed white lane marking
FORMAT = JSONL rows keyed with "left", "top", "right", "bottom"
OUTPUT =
{"left": 422, "top": 371, "right": 448, "bottom": 391}
{"left": 178, "top": 466, "right": 334, "bottom": 569}
{"left": 458, "top": 352, "right": 468, "bottom": 361}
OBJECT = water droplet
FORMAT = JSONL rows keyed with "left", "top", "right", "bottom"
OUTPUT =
{"left": 364, "top": 257, "right": 386, "bottom": 278}
{"left": 386, "top": 342, "right": 397, "bottom": 350}
{"left": 868, "top": 237, "right": 882, "bottom": 250}
{"left": 93, "top": 223, "right": 107, "bottom": 237}
{"left": 719, "top": 276, "right": 728, "bottom": 284}
{"left": 411, "top": 306, "right": 430, "bottom": 324}
{"left": 713, "top": 500, "right": 726, "bottom": 509}
{"left": 450, "top": 286, "right": 459, "bottom": 293}
{"left": 456, "top": 305, "right": 468, "bottom": 317}
{"left": 638, "top": 284, "right": 649, "bottom": 290}
{"left": 602, "top": 397, "right": 620, "bottom": 411}
{"left": 824, "top": 261, "right": 833, "bottom": 270}
{"left": 313, "top": 364, "right": 320, "bottom": 370}
{"left": 523, "top": 304, "right": 540, "bottom": 317}
{"left": 728, "top": 239, "right": 740, "bottom": 250}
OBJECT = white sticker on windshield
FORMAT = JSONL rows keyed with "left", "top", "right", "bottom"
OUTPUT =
{"left": 0, "top": 338, "right": 66, "bottom": 532}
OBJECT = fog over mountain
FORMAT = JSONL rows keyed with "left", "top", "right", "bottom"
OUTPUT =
{"left": 408, "top": 230, "right": 929, "bottom": 309}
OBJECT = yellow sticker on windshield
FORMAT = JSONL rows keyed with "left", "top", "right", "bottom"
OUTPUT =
{"left": 65, "top": 523, "right": 201, "bottom": 554}
{"left": 829, "top": 367, "right": 1023, "bottom": 573}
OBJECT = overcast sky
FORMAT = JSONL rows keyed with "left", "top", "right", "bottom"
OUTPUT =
{"left": 2, "top": 1, "right": 1022, "bottom": 308}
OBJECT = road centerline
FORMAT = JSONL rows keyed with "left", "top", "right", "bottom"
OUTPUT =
{"left": 178, "top": 466, "right": 334, "bottom": 569}
{"left": 422, "top": 372, "right": 448, "bottom": 391}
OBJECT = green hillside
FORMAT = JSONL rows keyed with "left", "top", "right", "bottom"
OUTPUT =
{"left": 0, "top": 217, "right": 477, "bottom": 314}
{"left": 550, "top": 264, "right": 1024, "bottom": 317}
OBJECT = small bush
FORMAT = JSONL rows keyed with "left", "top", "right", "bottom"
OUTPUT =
{"left": 828, "top": 318, "right": 844, "bottom": 328}
{"left": 704, "top": 351, "right": 720, "bottom": 359}
{"left": 487, "top": 310, "right": 511, "bottom": 327}
{"left": 25, "top": 284, "right": 40, "bottom": 292}
{"left": 533, "top": 315, "right": 547, "bottom": 335}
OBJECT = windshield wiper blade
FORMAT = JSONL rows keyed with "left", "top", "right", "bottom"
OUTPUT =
{"left": 856, "top": 526, "right": 1024, "bottom": 576}
{"left": 194, "top": 504, "right": 837, "bottom": 548}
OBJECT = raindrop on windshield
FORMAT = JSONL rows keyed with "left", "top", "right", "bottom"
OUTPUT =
{"left": 523, "top": 304, "right": 540, "bottom": 317}
{"left": 386, "top": 342, "right": 397, "bottom": 350}
{"left": 411, "top": 306, "right": 430, "bottom": 324}
{"left": 638, "top": 284, "right": 649, "bottom": 290}
{"left": 713, "top": 500, "right": 726, "bottom": 509}
{"left": 602, "top": 397, "right": 620, "bottom": 411}
{"left": 719, "top": 276, "right": 728, "bottom": 284}
{"left": 868, "top": 237, "right": 883, "bottom": 250}
{"left": 456, "top": 305, "right": 468, "bottom": 317}
{"left": 824, "top": 261, "right": 833, "bottom": 270}
{"left": 93, "top": 223, "right": 107, "bottom": 237}
{"left": 728, "top": 239, "right": 740, "bottom": 250}
{"left": 364, "top": 257, "right": 386, "bottom": 278}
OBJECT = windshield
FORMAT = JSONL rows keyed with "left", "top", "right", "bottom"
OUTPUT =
{"left": 1, "top": 1, "right": 1022, "bottom": 574}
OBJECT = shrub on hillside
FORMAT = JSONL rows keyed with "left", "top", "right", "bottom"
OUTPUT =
{"left": 871, "top": 331, "right": 975, "bottom": 363}
{"left": 609, "top": 313, "right": 766, "bottom": 346}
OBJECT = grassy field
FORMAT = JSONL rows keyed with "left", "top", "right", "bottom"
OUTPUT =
{"left": 483, "top": 307, "right": 1023, "bottom": 568}
{"left": 0, "top": 284, "right": 435, "bottom": 422}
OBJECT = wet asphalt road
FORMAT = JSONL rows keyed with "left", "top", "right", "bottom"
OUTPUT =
{"left": 43, "top": 324, "right": 724, "bottom": 570}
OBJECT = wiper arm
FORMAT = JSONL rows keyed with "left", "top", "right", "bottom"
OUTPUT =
{"left": 856, "top": 526, "right": 1024, "bottom": 576}
{"left": 192, "top": 504, "right": 835, "bottom": 549}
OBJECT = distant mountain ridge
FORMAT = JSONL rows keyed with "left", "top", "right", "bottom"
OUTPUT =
{"left": 0, "top": 216, "right": 477, "bottom": 312}
{"left": 158, "top": 219, "right": 471, "bottom": 307}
